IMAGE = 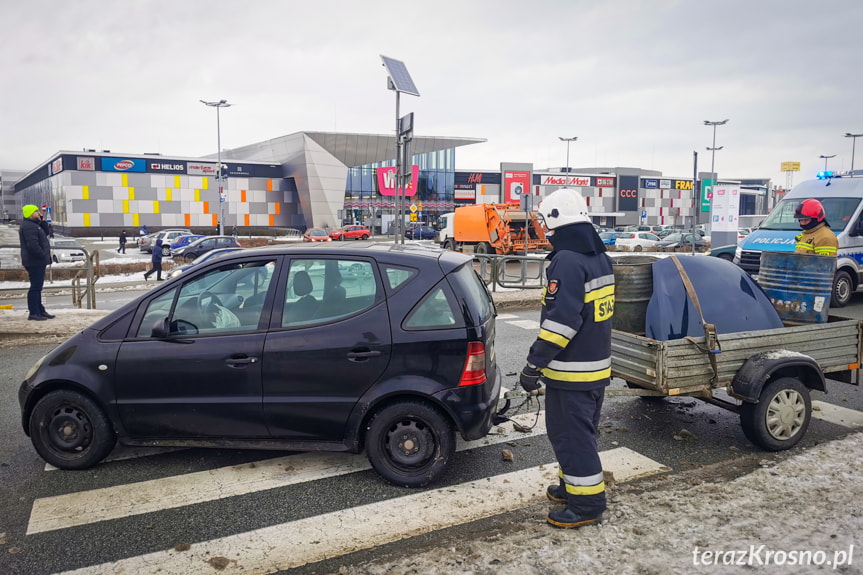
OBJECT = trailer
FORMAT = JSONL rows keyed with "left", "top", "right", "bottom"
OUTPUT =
{"left": 610, "top": 318, "right": 862, "bottom": 451}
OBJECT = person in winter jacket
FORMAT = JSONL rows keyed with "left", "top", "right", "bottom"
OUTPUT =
{"left": 519, "top": 188, "right": 614, "bottom": 529}
{"left": 118, "top": 230, "right": 128, "bottom": 254}
{"left": 144, "top": 239, "right": 164, "bottom": 280}
{"left": 18, "top": 204, "right": 55, "bottom": 320}
{"left": 793, "top": 198, "right": 838, "bottom": 256}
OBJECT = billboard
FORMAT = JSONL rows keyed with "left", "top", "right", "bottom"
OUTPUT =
{"left": 504, "top": 170, "right": 531, "bottom": 203}
{"left": 711, "top": 184, "right": 741, "bottom": 232}
{"left": 101, "top": 158, "right": 146, "bottom": 172}
{"left": 376, "top": 165, "right": 420, "bottom": 196}
{"left": 618, "top": 175, "right": 639, "bottom": 211}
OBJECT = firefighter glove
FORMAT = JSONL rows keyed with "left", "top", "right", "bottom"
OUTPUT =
{"left": 520, "top": 363, "right": 542, "bottom": 392}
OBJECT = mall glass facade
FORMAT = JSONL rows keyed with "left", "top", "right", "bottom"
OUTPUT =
{"left": 344, "top": 149, "right": 455, "bottom": 228}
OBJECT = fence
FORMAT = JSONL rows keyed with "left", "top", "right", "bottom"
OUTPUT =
{"left": 472, "top": 253, "right": 549, "bottom": 291}
{"left": 0, "top": 244, "right": 99, "bottom": 309}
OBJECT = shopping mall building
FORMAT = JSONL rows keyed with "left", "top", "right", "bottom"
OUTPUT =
{"left": 2, "top": 130, "right": 773, "bottom": 234}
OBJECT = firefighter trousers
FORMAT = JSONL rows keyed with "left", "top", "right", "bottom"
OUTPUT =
{"left": 545, "top": 386, "right": 606, "bottom": 516}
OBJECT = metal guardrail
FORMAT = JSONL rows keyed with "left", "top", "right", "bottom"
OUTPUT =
{"left": 471, "top": 253, "right": 549, "bottom": 291}
{"left": 0, "top": 244, "right": 99, "bottom": 309}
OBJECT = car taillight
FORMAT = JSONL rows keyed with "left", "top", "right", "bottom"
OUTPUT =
{"left": 459, "top": 341, "right": 486, "bottom": 386}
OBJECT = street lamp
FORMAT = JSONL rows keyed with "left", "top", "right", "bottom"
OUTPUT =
{"left": 703, "top": 119, "right": 729, "bottom": 225}
{"left": 846, "top": 132, "right": 863, "bottom": 172}
{"left": 819, "top": 154, "right": 836, "bottom": 171}
{"left": 558, "top": 136, "right": 578, "bottom": 177}
{"left": 200, "top": 99, "right": 232, "bottom": 236}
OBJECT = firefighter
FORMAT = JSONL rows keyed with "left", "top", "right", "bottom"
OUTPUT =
{"left": 794, "top": 198, "right": 837, "bottom": 256}
{"left": 519, "top": 188, "right": 614, "bottom": 529}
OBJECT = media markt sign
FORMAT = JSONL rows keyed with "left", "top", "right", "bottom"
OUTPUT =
{"left": 702, "top": 179, "right": 713, "bottom": 212}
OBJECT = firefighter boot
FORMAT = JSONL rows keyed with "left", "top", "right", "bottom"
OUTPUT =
{"left": 546, "top": 507, "right": 604, "bottom": 529}
{"left": 546, "top": 483, "right": 566, "bottom": 503}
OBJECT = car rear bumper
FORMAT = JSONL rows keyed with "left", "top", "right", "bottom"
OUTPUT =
{"left": 433, "top": 366, "right": 501, "bottom": 441}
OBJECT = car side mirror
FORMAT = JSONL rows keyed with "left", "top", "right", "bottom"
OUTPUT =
{"left": 150, "top": 318, "right": 171, "bottom": 339}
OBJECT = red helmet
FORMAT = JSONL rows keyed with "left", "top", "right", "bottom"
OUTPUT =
{"left": 794, "top": 199, "right": 826, "bottom": 223}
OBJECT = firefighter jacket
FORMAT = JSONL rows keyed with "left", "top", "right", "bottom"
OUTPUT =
{"left": 526, "top": 224, "right": 615, "bottom": 392}
{"left": 795, "top": 222, "right": 838, "bottom": 256}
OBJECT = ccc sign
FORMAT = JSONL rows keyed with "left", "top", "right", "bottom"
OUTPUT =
{"left": 619, "top": 189, "right": 638, "bottom": 198}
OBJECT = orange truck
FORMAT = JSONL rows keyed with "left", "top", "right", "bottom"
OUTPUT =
{"left": 438, "top": 203, "right": 550, "bottom": 255}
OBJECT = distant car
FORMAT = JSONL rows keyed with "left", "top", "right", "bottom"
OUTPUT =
{"left": 172, "top": 235, "right": 241, "bottom": 261}
{"left": 599, "top": 231, "right": 625, "bottom": 246}
{"left": 49, "top": 238, "right": 85, "bottom": 263}
{"left": 656, "top": 233, "right": 709, "bottom": 252}
{"left": 615, "top": 232, "right": 661, "bottom": 252}
{"left": 170, "top": 234, "right": 205, "bottom": 251}
{"left": 166, "top": 247, "right": 244, "bottom": 279}
{"left": 19, "top": 244, "right": 500, "bottom": 488}
{"left": 329, "top": 225, "right": 370, "bottom": 241}
{"left": 405, "top": 225, "right": 438, "bottom": 240}
{"left": 707, "top": 244, "right": 738, "bottom": 262}
{"left": 303, "top": 228, "right": 332, "bottom": 243}
{"left": 140, "top": 229, "right": 193, "bottom": 255}
{"left": 738, "top": 228, "right": 752, "bottom": 241}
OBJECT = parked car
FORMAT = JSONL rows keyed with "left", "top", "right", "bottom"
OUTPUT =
{"left": 49, "top": 238, "right": 86, "bottom": 263}
{"left": 707, "top": 244, "right": 737, "bottom": 262}
{"left": 329, "top": 225, "right": 370, "bottom": 241}
{"left": 172, "top": 235, "right": 241, "bottom": 261}
{"left": 656, "top": 233, "right": 709, "bottom": 252}
{"left": 170, "top": 234, "right": 205, "bottom": 251}
{"left": 599, "top": 231, "right": 625, "bottom": 246}
{"left": 166, "top": 247, "right": 244, "bottom": 279}
{"left": 405, "top": 225, "right": 438, "bottom": 240}
{"left": 18, "top": 244, "right": 501, "bottom": 487}
{"left": 614, "top": 232, "right": 661, "bottom": 252}
{"left": 738, "top": 228, "right": 752, "bottom": 240}
{"left": 140, "top": 229, "right": 193, "bottom": 255}
{"left": 303, "top": 228, "right": 332, "bottom": 243}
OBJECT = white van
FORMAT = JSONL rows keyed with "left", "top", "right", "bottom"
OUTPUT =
{"left": 735, "top": 172, "right": 863, "bottom": 306}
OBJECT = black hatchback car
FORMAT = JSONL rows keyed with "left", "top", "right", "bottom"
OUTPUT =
{"left": 172, "top": 235, "right": 241, "bottom": 261}
{"left": 19, "top": 243, "right": 500, "bottom": 487}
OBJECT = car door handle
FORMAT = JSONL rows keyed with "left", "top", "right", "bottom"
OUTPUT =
{"left": 346, "top": 350, "right": 381, "bottom": 361}
{"left": 226, "top": 356, "right": 258, "bottom": 367}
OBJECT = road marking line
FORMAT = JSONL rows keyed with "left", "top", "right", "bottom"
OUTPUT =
{"left": 812, "top": 400, "right": 863, "bottom": 428}
{"left": 495, "top": 313, "right": 519, "bottom": 320}
{"left": 506, "top": 319, "right": 540, "bottom": 330}
{"left": 58, "top": 450, "right": 669, "bottom": 575}
{"left": 27, "top": 411, "right": 546, "bottom": 535}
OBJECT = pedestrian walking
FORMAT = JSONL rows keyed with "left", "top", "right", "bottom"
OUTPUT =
{"left": 143, "top": 239, "right": 164, "bottom": 281}
{"left": 232, "top": 225, "right": 238, "bottom": 240}
{"left": 18, "top": 204, "right": 56, "bottom": 321}
{"left": 118, "top": 230, "right": 127, "bottom": 253}
{"left": 519, "top": 188, "right": 614, "bottom": 529}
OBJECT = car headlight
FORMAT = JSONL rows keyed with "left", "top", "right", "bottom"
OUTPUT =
{"left": 735, "top": 246, "right": 742, "bottom": 260}
{"left": 25, "top": 355, "right": 47, "bottom": 381}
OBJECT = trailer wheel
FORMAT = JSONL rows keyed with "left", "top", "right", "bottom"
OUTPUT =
{"left": 740, "top": 377, "right": 811, "bottom": 451}
{"left": 475, "top": 242, "right": 491, "bottom": 255}
{"left": 832, "top": 270, "right": 853, "bottom": 308}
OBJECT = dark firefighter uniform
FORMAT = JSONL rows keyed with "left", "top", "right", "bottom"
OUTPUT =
{"left": 526, "top": 223, "right": 615, "bottom": 521}
{"left": 794, "top": 222, "right": 838, "bottom": 256}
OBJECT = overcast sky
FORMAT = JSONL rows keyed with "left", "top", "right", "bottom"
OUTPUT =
{"left": 3, "top": 0, "right": 861, "bottom": 189}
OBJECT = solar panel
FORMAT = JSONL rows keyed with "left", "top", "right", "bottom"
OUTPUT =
{"left": 380, "top": 55, "right": 420, "bottom": 97}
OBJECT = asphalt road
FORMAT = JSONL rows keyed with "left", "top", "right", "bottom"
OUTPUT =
{"left": 3, "top": 295, "right": 863, "bottom": 573}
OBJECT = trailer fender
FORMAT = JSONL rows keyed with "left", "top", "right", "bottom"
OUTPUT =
{"left": 731, "top": 350, "right": 826, "bottom": 403}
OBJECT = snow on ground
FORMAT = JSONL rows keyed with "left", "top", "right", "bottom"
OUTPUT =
{"left": 350, "top": 432, "right": 863, "bottom": 575}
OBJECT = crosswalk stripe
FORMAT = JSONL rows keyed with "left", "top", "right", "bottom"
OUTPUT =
{"left": 58, "top": 447, "right": 667, "bottom": 575}
{"left": 812, "top": 400, "right": 863, "bottom": 428}
{"left": 506, "top": 319, "right": 540, "bottom": 330}
{"left": 495, "top": 313, "right": 519, "bottom": 320}
{"left": 27, "top": 409, "right": 547, "bottom": 535}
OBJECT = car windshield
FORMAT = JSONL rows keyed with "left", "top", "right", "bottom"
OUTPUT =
{"left": 310, "top": 229, "right": 327, "bottom": 236}
{"left": 759, "top": 197, "right": 860, "bottom": 231}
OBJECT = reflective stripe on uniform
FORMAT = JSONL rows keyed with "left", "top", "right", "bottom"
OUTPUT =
{"left": 539, "top": 329, "right": 571, "bottom": 348}
{"left": 541, "top": 356, "right": 612, "bottom": 383}
{"left": 796, "top": 243, "right": 815, "bottom": 252}
{"left": 584, "top": 284, "right": 614, "bottom": 303}
{"left": 815, "top": 246, "right": 837, "bottom": 255}
{"left": 559, "top": 468, "right": 606, "bottom": 495}
{"left": 541, "top": 319, "right": 577, "bottom": 340}
{"left": 584, "top": 274, "right": 615, "bottom": 293}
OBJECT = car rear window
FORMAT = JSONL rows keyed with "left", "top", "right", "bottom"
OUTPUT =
{"left": 447, "top": 264, "right": 493, "bottom": 325}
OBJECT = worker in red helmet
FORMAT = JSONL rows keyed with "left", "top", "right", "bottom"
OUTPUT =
{"left": 793, "top": 199, "right": 838, "bottom": 256}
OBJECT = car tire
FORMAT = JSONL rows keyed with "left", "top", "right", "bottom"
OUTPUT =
{"left": 740, "top": 377, "right": 811, "bottom": 451}
{"left": 161, "top": 245, "right": 171, "bottom": 256}
{"left": 338, "top": 235, "right": 345, "bottom": 241}
{"left": 52, "top": 255, "right": 59, "bottom": 264}
{"left": 365, "top": 400, "right": 455, "bottom": 487}
{"left": 442, "top": 239, "right": 456, "bottom": 251}
{"left": 361, "top": 234, "right": 369, "bottom": 241}
{"left": 832, "top": 270, "right": 853, "bottom": 308}
{"left": 475, "top": 242, "right": 491, "bottom": 255}
{"left": 28, "top": 390, "right": 117, "bottom": 470}
{"left": 634, "top": 244, "right": 643, "bottom": 252}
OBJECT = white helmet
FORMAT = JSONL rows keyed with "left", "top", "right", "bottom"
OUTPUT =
{"left": 537, "top": 188, "right": 591, "bottom": 229}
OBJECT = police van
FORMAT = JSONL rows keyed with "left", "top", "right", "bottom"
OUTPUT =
{"left": 735, "top": 171, "right": 863, "bottom": 307}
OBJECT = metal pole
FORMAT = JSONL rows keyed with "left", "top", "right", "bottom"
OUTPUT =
{"left": 692, "top": 151, "right": 698, "bottom": 255}
{"left": 853, "top": 138, "right": 858, "bottom": 173}
{"left": 217, "top": 106, "right": 223, "bottom": 236}
{"left": 394, "top": 91, "right": 401, "bottom": 244}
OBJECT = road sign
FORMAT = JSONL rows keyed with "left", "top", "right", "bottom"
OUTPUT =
{"left": 410, "top": 203, "right": 417, "bottom": 213}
